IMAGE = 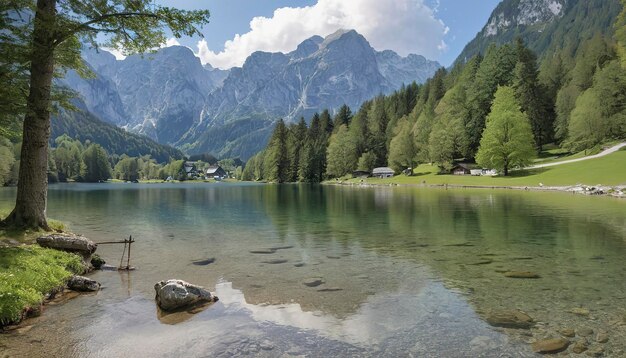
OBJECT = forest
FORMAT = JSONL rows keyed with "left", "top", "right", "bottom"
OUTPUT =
{"left": 0, "top": 134, "right": 241, "bottom": 185}
{"left": 246, "top": 9, "right": 626, "bottom": 183}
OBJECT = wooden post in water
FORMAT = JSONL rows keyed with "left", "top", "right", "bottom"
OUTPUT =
{"left": 96, "top": 236, "right": 136, "bottom": 270}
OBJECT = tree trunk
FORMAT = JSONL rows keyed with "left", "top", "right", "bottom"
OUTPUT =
{"left": 3, "top": 0, "right": 56, "bottom": 230}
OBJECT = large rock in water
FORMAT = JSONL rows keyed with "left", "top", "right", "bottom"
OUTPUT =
{"left": 37, "top": 233, "right": 97, "bottom": 268}
{"left": 154, "top": 279, "right": 218, "bottom": 311}
{"left": 67, "top": 275, "right": 101, "bottom": 292}
{"left": 485, "top": 309, "right": 535, "bottom": 329}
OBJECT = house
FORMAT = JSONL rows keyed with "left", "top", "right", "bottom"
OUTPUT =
{"left": 183, "top": 161, "right": 198, "bottom": 177}
{"left": 206, "top": 165, "right": 227, "bottom": 179}
{"left": 352, "top": 170, "right": 370, "bottom": 178}
{"left": 450, "top": 163, "right": 473, "bottom": 175}
{"left": 372, "top": 167, "right": 395, "bottom": 178}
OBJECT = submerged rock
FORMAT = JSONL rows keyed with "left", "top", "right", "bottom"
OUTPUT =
{"left": 67, "top": 276, "right": 101, "bottom": 292}
{"left": 503, "top": 271, "right": 541, "bottom": 279}
{"left": 570, "top": 307, "right": 590, "bottom": 316}
{"left": 531, "top": 338, "right": 569, "bottom": 354}
{"left": 578, "top": 328, "right": 594, "bottom": 337}
{"left": 585, "top": 345, "right": 604, "bottom": 357}
{"left": 595, "top": 332, "right": 609, "bottom": 343}
{"left": 303, "top": 278, "right": 324, "bottom": 287}
{"left": 154, "top": 279, "right": 218, "bottom": 311}
{"left": 191, "top": 258, "right": 215, "bottom": 266}
{"left": 560, "top": 328, "right": 576, "bottom": 337}
{"left": 572, "top": 340, "right": 589, "bottom": 354}
{"left": 485, "top": 309, "right": 534, "bottom": 329}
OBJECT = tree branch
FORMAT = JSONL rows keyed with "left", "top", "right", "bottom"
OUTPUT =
{"left": 54, "top": 12, "right": 160, "bottom": 46}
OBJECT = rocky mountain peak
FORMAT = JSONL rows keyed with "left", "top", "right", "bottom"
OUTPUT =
{"left": 485, "top": 0, "right": 566, "bottom": 37}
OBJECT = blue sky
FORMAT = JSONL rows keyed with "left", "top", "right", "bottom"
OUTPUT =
{"left": 153, "top": 0, "right": 501, "bottom": 68}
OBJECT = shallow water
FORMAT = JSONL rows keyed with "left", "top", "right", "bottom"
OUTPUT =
{"left": 1, "top": 183, "right": 625, "bottom": 357}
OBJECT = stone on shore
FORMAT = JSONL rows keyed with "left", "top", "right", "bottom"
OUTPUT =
{"left": 485, "top": 309, "right": 534, "bottom": 329}
{"left": 531, "top": 338, "right": 569, "bottom": 354}
{"left": 67, "top": 275, "right": 101, "bottom": 292}
{"left": 154, "top": 279, "right": 218, "bottom": 311}
{"left": 37, "top": 233, "right": 97, "bottom": 268}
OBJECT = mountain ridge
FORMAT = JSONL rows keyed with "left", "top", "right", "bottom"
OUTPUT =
{"left": 68, "top": 29, "right": 441, "bottom": 160}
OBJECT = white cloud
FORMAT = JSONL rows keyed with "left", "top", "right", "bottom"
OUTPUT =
{"left": 198, "top": 0, "right": 448, "bottom": 69}
{"left": 162, "top": 37, "right": 181, "bottom": 48}
{"left": 102, "top": 47, "right": 126, "bottom": 60}
{"left": 103, "top": 38, "right": 182, "bottom": 60}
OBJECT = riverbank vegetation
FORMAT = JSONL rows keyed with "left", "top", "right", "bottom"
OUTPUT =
{"left": 335, "top": 150, "right": 626, "bottom": 187}
{"left": 0, "top": 245, "right": 83, "bottom": 326}
{"left": 249, "top": 6, "right": 626, "bottom": 183}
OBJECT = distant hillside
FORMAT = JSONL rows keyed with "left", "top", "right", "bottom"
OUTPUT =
{"left": 455, "top": 0, "right": 622, "bottom": 63}
{"left": 51, "top": 99, "right": 184, "bottom": 163}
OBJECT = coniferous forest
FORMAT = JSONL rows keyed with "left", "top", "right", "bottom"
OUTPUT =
{"left": 249, "top": 7, "right": 626, "bottom": 183}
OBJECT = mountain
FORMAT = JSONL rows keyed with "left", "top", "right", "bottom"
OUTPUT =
{"left": 455, "top": 0, "right": 622, "bottom": 63}
{"left": 70, "top": 30, "right": 440, "bottom": 160}
{"left": 51, "top": 99, "right": 184, "bottom": 163}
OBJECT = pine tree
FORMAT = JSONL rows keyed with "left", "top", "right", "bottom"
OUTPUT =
{"left": 333, "top": 104, "right": 353, "bottom": 129}
{"left": 264, "top": 119, "right": 289, "bottom": 183}
{"left": 513, "top": 39, "right": 553, "bottom": 150}
{"left": 466, "top": 44, "right": 517, "bottom": 156}
{"left": 476, "top": 86, "right": 536, "bottom": 176}
{"left": 286, "top": 118, "right": 307, "bottom": 182}
{"left": 367, "top": 97, "right": 389, "bottom": 166}
{"left": 1, "top": 0, "right": 210, "bottom": 229}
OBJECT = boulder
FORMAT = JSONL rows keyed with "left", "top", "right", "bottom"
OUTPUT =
{"left": 485, "top": 309, "right": 534, "bottom": 329}
{"left": 37, "top": 233, "right": 97, "bottom": 268}
{"left": 67, "top": 275, "right": 101, "bottom": 292}
{"left": 532, "top": 338, "right": 569, "bottom": 354}
{"left": 154, "top": 279, "right": 218, "bottom": 311}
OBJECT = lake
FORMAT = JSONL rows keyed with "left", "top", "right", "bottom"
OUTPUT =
{"left": 1, "top": 183, "right": 625, "bottom": 357}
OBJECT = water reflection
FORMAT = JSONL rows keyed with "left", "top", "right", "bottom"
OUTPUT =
{"left": 0, "top": 183, "right": 624, "bottom": 357}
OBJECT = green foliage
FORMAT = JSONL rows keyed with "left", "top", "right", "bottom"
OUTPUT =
{"left": 285, "top": 118, "right": 307, "bottom": 182}
{"left": 81, "top": 143, "right": 111, "bottom": 182}
{"left": 263, "top": 119, "right": 289, "bottom": 183}
{"left": 0, "top": 245, "right": 83, "bottom": 325}
{"left": 466, "top": 44, "right": 517, "bottom": 155}
{"left": 428, "top": 88, "right": 468, "bottom": 172}
{"left": 476, "top": 86, "right": 536, "bottom": 175}
{"left": 113, "top": 156, "right": 139, "bottom": 181}
{"left": 326, "top": 125, "right": 358, "bottom": 177}
{"left": 357, "top": 152, "right": 377, "bottom": 172}
{"left": 247, "top": 7, "right": 625, "bottom": 182}
{"left": 51, "top": 107, "right": 182, "bottom": 163}
{"left": 513, "top": 38, "right": 553, "bottom": 148}
{"left": 388, "top": 119, "right": 417, "bottom": 173}
{"left": 333, "top": 104, "right": 352, "bottom": 129}
{"left": 617, "top": 0, "right": 626, "bottom": 67}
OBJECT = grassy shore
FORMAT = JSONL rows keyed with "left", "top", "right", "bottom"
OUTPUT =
{"left": 0, "top": 212, "right": 83, "bottom": 326}
{"left": 337, "top": 150, "right": 626, "bottom": 187}
{"left": 0, "top": 245, "right": 83, "bottom": 326}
